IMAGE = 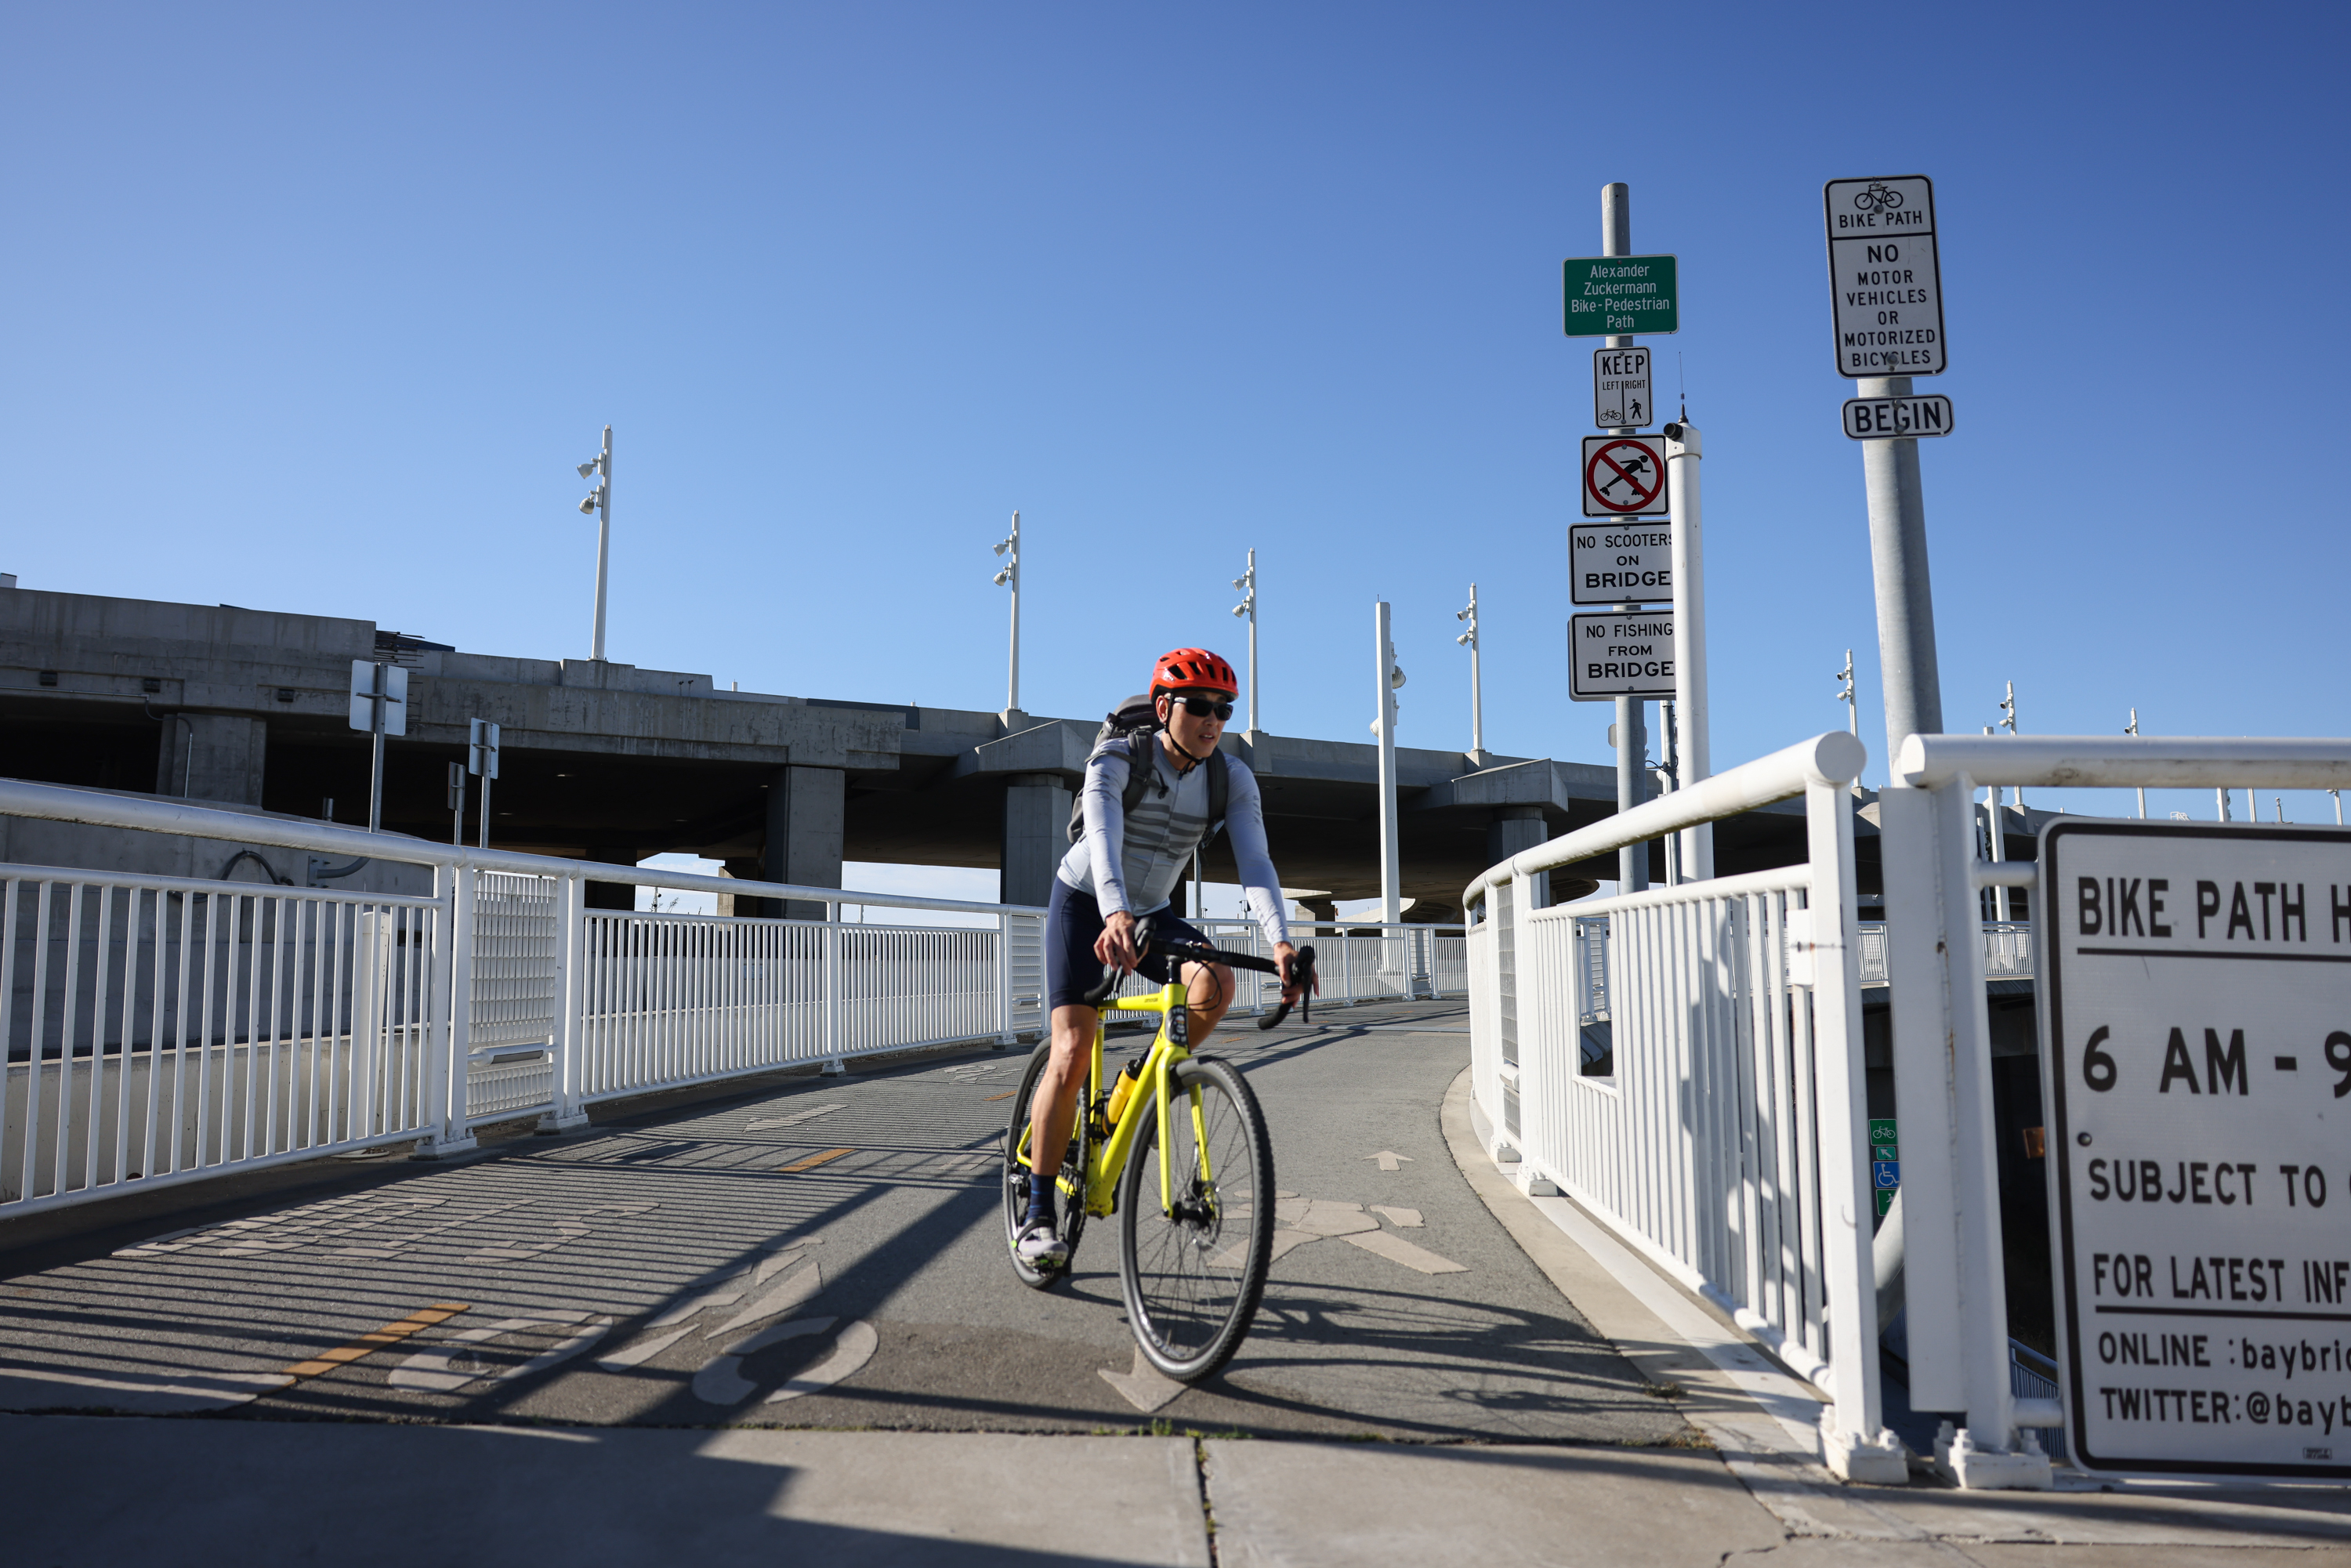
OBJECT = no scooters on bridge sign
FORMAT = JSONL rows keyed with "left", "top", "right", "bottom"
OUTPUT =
{"left": 1581, "top": 434, "right": 1669, "bottom": 517}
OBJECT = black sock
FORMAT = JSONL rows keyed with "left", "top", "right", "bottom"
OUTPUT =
{"left": 1026, "top": 1182, "right": 1056, "bottom": 1229}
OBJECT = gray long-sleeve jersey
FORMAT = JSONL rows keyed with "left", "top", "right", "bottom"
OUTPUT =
{"left": 1055, "top": 737, "right": 1291, "bottom": 949}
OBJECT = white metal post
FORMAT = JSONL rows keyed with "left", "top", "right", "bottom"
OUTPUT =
{"left": 1805, "top": 772, "right": 1904, "bottom": 1481}
{"left": 1457, "top": 584, "right": 1484, "bottom": 762}
{"left": 993, "top": 512, "right": 1022, "bottom": 714}
{"left": 1374, "top": 602, "right": 1401, "bottom": 924}
{"left": 2126, "top": 708, "right": 2146, "bottom": 817}
{"left": 585, "top": 425, "right": 613, "bottom": 663}
{"left": 1664, "top": 422, "right": 1711, "bottom": 881}
{"left": 418, "top": 867, "right": 480, "bottom": 1157}
{"left": 1232, "top": 549, "right": 1259, "bottom": 734}
{"left": 542, "top": 872, "right": 589, "bottom": 1132}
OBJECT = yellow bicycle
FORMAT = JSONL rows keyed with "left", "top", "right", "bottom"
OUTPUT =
{"left": 1002, "top": 926, "right": 1316, "bottom": 1382}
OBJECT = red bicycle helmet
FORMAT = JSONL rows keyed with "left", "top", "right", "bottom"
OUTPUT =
{"left": 1150, "top": 647, "right": 1239, "bottom": 697}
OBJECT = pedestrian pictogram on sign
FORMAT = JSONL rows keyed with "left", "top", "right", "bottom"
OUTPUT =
{"left": 1581, "top": 435, "right": 1669, "bottom": 517}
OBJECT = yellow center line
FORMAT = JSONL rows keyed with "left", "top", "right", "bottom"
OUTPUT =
{"left": 780, "top": 1147, "right": 854, "bottom": 1174}
{"left": 281, "top": 1302, "right": 470, "bottom": 1382}
{"left": 983, "top": 1090, "right": 1016, "bottom": 1102}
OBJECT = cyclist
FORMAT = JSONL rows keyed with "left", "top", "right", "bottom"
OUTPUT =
{"left": 1016, "top": 646, "right": 1310, "bottom": 1271}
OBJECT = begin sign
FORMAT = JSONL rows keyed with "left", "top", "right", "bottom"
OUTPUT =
{"left": 2041, "top": 820, "right": 2351, "bottom": 1479}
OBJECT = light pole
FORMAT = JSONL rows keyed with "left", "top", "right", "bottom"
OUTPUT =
{"left": 1371, "top": 602, "right": 1404, "bottom": 925}
{"left": 578, "top": 426, "right": 613, "bottom": 661}
{"left": 2125, "top": 708, "right": 2146, "bottom": 818}
{"left": 1998, "top": 680, "right": 2022, "bottom": 807}
{"left": 1837, "top": 650, "right": 1858, "bottom": 735}
{"left": 1230, "top": 549, "right": 1259, "bottom": 735}
{"left": 992, "top": 511, "right": 1021, "bottom": 715}
{"left": 1455, "top": 585, "right": 1486, "bottom": 764}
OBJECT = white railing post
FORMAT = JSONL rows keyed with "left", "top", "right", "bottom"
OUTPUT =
{"left": 1803, "top": 774, "right": 1905, "bottom": 1482}
{"left": 822, "top": 907, "right": 846, "bottom": 1074}
{"left": 994, "top": 911, "right": 1015, "bottom": 1048}
{"left": 416, "top": 867, "right": 479, "bottom": 1157}
{"left": 1880, "top": 772, "right": 2035, "bottom": 1485}
{"left": 540, "top": 873, "right": 589, "bottom": 1133}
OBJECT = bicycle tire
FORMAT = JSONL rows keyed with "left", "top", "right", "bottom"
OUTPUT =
{"left": 1117, "top": 1056, "right": 1276, "bottom": 1382}
{"left": 1003, "top": 1039, "right": 1089, "bottom": 1289}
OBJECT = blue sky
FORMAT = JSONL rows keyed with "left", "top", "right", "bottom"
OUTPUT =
{"left": 6, "top": 2, "right": 2347, "bottom": 896}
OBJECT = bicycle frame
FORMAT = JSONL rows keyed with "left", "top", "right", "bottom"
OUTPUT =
{"left": 1064, "top": 980, "right": 1212, "bottom": 1220}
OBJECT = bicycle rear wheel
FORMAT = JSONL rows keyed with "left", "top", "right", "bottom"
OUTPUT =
{"left": 1117, "top": 1056, "right": 1275, "bottom": 1382}
{"left": 1003, "top": 1039, "right": 1088, "bottom": 1289}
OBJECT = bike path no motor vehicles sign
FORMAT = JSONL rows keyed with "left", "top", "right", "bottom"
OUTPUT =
{"left": 1569, "top": 521, "right": 1672, "bottom": 607}
{"left": 2040, "top": 820, "right": 2351, "bottom": 1479}
{"left": 1581, "top": 435, "right": 1668, "bottom": 517}
{"left": 1568, "top": 609, "right": 1675, "bottom": 701}
{"left": 1824, "top": 176, "right": 1945, "bottom": 378}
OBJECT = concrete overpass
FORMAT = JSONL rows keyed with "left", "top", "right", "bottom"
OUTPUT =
{"left": 0, "top": 584, "right": 1832, "bottom": 914}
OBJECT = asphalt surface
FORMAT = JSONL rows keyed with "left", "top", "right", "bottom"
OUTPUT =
{"left": 0, "top": 999, "right": 1688, "bottom": 1445}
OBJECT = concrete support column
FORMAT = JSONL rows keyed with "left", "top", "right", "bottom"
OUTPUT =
{"left": 1487, "top": 806, "right": 1552, "bottom": 909}
{"left": 764, "top": 766, "right": 845, "bottom": 922}
{"left": 998, "top": 773, "right": 1072, "bottom": 910}
{"left": 154, "top": 715, "right": 268, "bottom": 806}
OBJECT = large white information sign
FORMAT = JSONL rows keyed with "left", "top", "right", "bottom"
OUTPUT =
{"left": 1567, "top": 609, "right": 1675, "bottom": 701}
{"left": 1824, "top": 175, "right": 1946, "bottom": 378}
{"left": 1568, "top": 520, "right": 1672, "bottom": 606}
{"left": 2041, "top": 820, "right": 2351, "bottom": 1479}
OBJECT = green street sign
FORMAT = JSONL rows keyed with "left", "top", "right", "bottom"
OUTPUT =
{"left": 1867, "top": 1117, "right": 1897, "bottom": 1145}
{"left": 1563, "top": 255, "right": 1679, "bottom": 338}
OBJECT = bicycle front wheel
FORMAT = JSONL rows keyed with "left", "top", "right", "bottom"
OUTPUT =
{"left": 1118, "top": 1056, "right": 1276, "bottom": 1382}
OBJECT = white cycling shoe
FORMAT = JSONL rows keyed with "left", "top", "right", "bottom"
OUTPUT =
{"left": 1015, "top": 1219, "right": 1069, "bottom": 1270}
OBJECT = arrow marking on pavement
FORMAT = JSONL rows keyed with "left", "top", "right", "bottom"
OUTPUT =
{"left": 1100, "top": 1345, "right": 1186, "bottom": 1414}
{"left": 1364, "top": 1151, "right": 1414, "bottom": 1171}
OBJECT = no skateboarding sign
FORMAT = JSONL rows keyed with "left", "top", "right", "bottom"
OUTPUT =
{"left": 1581, "top": 435, "right": 1669, "bottom": 517}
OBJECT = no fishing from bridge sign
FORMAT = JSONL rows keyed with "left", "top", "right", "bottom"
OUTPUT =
{"left": 1581, "top": 435, "right": 1668, "bottom": 517}
{"left": 1568, "top": 609, "right": 1675, "bottom": 701}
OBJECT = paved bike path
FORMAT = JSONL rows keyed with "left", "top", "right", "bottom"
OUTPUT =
{"left": 0, "top": 1001, "right": 1682, "bottom": 1444}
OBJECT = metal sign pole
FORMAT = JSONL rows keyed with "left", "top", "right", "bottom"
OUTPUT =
{"left": 1374, "top": 601, "right": 1402, "bottom": 923}
{"left": 1664, "top": 419, "right": 1710, "bottom": 880}
{"left": 367, "top": 661, "right": 386, "bottom": 833}
{"left": 1603, "top": 181, "right": 1647, "bottom": 894}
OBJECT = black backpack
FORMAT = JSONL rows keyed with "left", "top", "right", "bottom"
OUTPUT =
{"left": 1064, "top": 693, "right": 1229, "bottom": 846}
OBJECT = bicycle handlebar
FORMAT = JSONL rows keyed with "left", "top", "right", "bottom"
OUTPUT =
{"left": 1076, "top": 920, "right": 1317, "bottom": 1028}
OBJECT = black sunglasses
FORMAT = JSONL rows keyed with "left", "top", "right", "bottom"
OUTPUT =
{"left": 1174, "top": 695, "right": 1235, "bottom": 722}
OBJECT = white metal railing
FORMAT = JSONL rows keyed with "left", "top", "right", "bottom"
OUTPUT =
{"left": 1856, "top": 920, "right": 2031, "bottom": 986}
{"left": 0, "top": 778, "right": 1052, "bottom": 1216}
{"left": 1105, "top": 918, "right": 1467, "bottom": 1010}
{"left": 2, "top": 865, "right": 444, "bottom": 1209}
{"left": 1465, "top": 732, "right": 1903, "bottom": 1483}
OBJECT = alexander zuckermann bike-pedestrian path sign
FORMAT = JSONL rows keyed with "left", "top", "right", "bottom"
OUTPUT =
{"left": 1563, "top": 255, "right": 1678, "bottom": 338}
{"left": 2039, "top": 819, "right": 2351, "bottom": 1480}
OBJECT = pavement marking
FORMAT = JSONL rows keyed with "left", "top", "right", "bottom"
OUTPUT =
{"left": 708, "top": 1260, "right": 824, "bottom": 1336}
{"left": 596, "top": 1327, "right": 693, "bottom": 1371}
{"left": 1340, "top": 1229, "right": 1467, "bottom": 1275}
{"left": 1371, "top": 1205, "right": 1423, "bottom": 1228}
{"left": 763, "top": 1319, "right": 877, "bottom": 1404}
{"left": 1295, "top": 1200, "right": 1378, "bottom": 1237}
{"left": 1363, "top": 1150, "right": 1415, "bottom": 1171}
{"left": 0, "top": 1364, "right": 292, "bottom": 1413}
{"left": 693, "top": 1316, "right": 838, "bottom": 1405}
{"left": 778, "top": 1147, "right": 853, "bottom": 1173}
{"left": 1099, "top": 1345, "right": 1186, "bottom": 1414}
{"left": 747, "top": 1103, "right": 845, "bottom": 1132}
{"left": 388, "top": 1313, "right": 589, "bottom": 1392}
{"left": 647, "top": 1285, "right": 746, "bottom": 1327}
{"left": 982, "top": 1090, "right": 1016, "bottom": 1101}
{"left": 283, "top": 1302, "right": 470, "bottom": 1383}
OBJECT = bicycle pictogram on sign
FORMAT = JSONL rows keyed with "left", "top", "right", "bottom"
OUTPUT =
{"left": 1580, "top": 435, "right": 1669, "bottom": 517}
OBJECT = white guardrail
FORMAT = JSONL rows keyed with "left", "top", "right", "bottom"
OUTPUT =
{"left": 1463, "top": 731, "right": 1907, "bottom": 1483}
{"left": 0, "top": 777, "right": 1459, "bottom": 1220}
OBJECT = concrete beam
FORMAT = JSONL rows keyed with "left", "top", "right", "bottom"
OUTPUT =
{"left": 152, "top": 713, "right": 268, "bottom": 807}
{"left": 765, "top": 766, "right": 844, "bottom": 921}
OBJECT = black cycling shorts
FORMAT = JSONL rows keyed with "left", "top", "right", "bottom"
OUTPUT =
{"left": 1044, "top": 879, "right": 1213, "bottom": 1011}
